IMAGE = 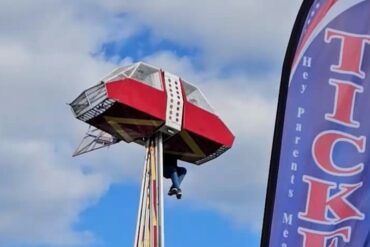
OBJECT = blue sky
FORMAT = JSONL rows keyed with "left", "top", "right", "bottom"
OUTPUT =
{"left": 98, "top": 28, "right": 199, "bottom": 62}
{"left": 75, "top": 183, "right": 256, "bottom": 247}
{"left": 0, "top": 1, "right": 301, "bottom": 246}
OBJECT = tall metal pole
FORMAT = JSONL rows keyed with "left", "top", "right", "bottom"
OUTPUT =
{"left": 155, "top": 133, "right": 165, "bottom": 247}
{"left": 134, "top": 134, "right": 165, "bottom": 247}
{"left": 134, "top": 142, "right": 150, "bottom": 247}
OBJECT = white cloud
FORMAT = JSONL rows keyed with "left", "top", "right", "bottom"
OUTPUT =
{"left": 0, "top": 0, "right": 301, "bottom": 245}
{"left": 98, "top": 0, "right": 301, "bottom": 68}
{"left": 0, "top": 1, "right": 140, "bottom": 245}
{"left": 0, "top": 139, "right": 104, "bottom": 246}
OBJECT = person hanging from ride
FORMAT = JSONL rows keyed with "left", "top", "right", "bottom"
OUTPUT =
{"left": 163, "top": 153, "right": 187, "bottom": 199}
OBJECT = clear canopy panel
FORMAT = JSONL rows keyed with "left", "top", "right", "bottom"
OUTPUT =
{"left": 182, "top": 80, "right": 214, "bottom": 113}
{"left": 102, "top": 62, "right": 163, "bottom": 91}
{"left": 101, "top": 65, "right": 133, "bottom": 82}
{"left": 101, "top": 62, "right": 214, "bottom": 113}
{"left": 130, "top": 63, "right": 163, "bottom": 90}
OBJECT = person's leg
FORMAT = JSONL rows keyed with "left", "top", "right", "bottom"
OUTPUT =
{"left": 170, "top": 169, "right": 181, "bottom": 189}
{"left": 163, "top": 164, "right": 178, "bottom": 194}
{"left": 173, "top": 167, "right": 186, "bottom": 199}
{"left": 165, "top": 167, "right": 186, "bottom": 199}
{"left": 176, "top": 167, "right": 187, "bottom": 187}
{"left": 163, "top": 154, "right": 179, "bottom": 188}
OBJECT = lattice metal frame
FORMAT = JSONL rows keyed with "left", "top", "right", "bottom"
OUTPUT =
{"left": 73, "top": 127, "right": 119, "bottom": 157}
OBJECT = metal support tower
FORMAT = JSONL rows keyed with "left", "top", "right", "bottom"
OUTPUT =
{"left": 134, "top": 133, "right": 165, "bottom": 247}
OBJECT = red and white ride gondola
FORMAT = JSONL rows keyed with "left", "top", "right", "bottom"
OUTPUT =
{"left": 70, "top": 62, "right": 234, "bottom": 164}
{"left": 70, "top": 62, "right": 234, "bottom": 247}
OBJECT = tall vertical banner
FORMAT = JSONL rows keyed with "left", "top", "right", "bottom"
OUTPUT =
{"left": 262, "top": 0, "right": 370, "bottom": 246}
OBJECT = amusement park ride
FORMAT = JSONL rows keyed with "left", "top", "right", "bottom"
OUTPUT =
{"left": 69, "top": 62, "right": 234, "bottom": 247}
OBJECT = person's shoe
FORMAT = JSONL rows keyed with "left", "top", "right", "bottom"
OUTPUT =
{"left": 176, "top": 188, "right": 182, "bottom": 199}
{"left": 168, "top": 187, "right": 178, "bottom": 196}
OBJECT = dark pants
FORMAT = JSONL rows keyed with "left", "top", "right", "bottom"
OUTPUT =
{"left": 163, "top": 155, "right": 187, "bottom": 189}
